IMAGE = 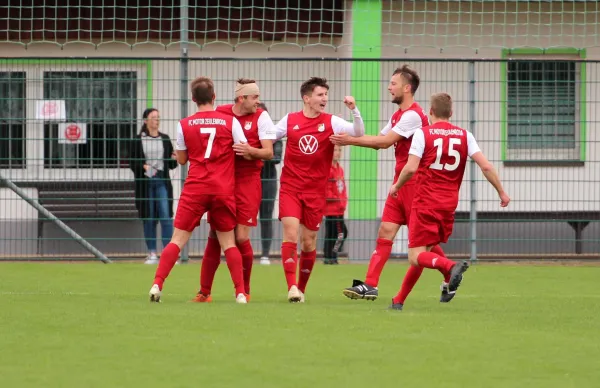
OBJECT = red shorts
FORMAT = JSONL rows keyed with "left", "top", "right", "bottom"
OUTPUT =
{"left": 408, "top": 208, "right": 455, "bottom": 248}
{"left": 279, "top": 189, "right": 325, "bottom": 231}
{"left": 234, "top": 175, "right": 262, "bottom": 227}
{"left": 381, "top": 184, "right": 415, "bottom": 226}
{"left": 175, "top": 192, "right": 237, "bottom": 233}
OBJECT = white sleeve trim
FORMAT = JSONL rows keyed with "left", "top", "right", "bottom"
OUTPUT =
{"left": 380, "top": 118, "right": 392, "bottom": 135}
{"left": 331, "top": 107, "right": 365, "bottom": 136}
{"left": 467, "top": 131, "right": 481, "bottom": 157}
{"left": 392, "top": 110, "right": 423, "bottom": 139}
{"left": 176, "top": 122, "right": 186, "bottom": 150}
{"left": 257, "top": 110, "right": 277, "bottom": 140}
{"left": 232, "top": 118, "right": 247, "bottom": 144}
{"left": 408, "top": 128, "right": 425, "bottom": 158}
{"left": 274, "top": 114, "right": 289, "bottom": 140}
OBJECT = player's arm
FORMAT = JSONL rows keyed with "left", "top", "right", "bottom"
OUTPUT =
{"left": 232, "top": 111, "right": 276, "bottom": 160}
{"left": 468, "top": 132, "right": 510, "bottom": 207}
{"left": 331, "top": 110, "right": 422, "bottom": 149}
{"left": 389, "top": 128, "right": 424, "bottom": 196}
{"left": 330, "top": 97, "right": 365, "bottom": 137}
{"left": 175, "top": 122, "right": 189, "bottom": 165}
{"left": 230, "top": 118, "right": 253, "bottom": 160}
{"left": 273, "top": 114, "right": 289, "bottom": 140}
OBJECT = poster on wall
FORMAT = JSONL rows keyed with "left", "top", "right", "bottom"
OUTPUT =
{"left": 58, "top": 123, "right": 87, "bottom": 145}
{"left": 35, "top": 100, "right": 66, "bottom": 121}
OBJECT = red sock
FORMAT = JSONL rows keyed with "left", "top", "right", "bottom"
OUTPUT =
{"left": 417, "top": 251, "right": 455, "bottom": 274}
{"left": 430, "top": 245, "right": 451, "bottom": 282}
{"left": 392, "top": 265, "right": 424, "bottom": 305}
{"left": 298, "top": 250, "right": 317, "bottom": 293}
{"left": 153, "top": 243, "right": 181, "bottom": 290}
{"left": 364, "top": 238, "right": 394, "bottom": 287}
{"left": 281, "top": 242, "right": 298, "bottom": 290}
{"left": 237, "top": 239, "right": 254, "bottom": 294}
{"left": 224, "top": 247, "right": 245, "bottom": 296}
{"left": 200, "top": 236, "right": 221, "bottom": 295}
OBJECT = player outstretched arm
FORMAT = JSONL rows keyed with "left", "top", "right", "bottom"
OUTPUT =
{"left": 175, "top": 122, "right": 189, "bottom": 165}
{"left": 330, "top": 109, "right": 422, "bottom": 149}
{"left": 470, "top": 150, "right": 510, "bottom": 207}
{"left": 232, "top": 112, "right": 276, "bottom": 160}
{"left": 329, "top": 96, "right": 365, "bottom": 137}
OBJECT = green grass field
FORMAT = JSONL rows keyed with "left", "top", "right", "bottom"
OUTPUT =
{"left": 1, "top": 261, "right": 599, "bottom": 387}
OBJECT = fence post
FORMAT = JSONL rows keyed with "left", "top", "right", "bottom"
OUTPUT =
{"left": 179, "top": 0, "right": 190, "bottom": 263}
{"left": 468, "top": 61, "right": 478, "bottom": 263}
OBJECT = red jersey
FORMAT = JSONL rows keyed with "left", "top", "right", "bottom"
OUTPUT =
{"left": 410, "top": 121, "right": 481, "bottom": 210}
{"left": 215, "top": 104, "right": 276, "bottom": 177}
{"left": 382, "top": 102, "right": 429, "bottom": 183}
{"left": 325, "top": 162, "right": 348, "bottom": 216}
{"left": 276, "top": 109, "right": 364, "bottom": 194}
{"left": 175, "top": 110, "right": 247, "bottom": 196}
{"left": 278, "top": 112, "right": 335, "bottom": 194}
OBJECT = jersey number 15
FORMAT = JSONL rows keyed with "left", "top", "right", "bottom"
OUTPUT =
{"left": 200, "top": 127, "right": 216, "bottom": 158}
{"left": 430, "top": 138, "right": 461, "bottom": 171}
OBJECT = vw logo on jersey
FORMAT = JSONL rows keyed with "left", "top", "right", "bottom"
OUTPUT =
{"left": 299, "top": 135, "right": 318, "bottom": 155}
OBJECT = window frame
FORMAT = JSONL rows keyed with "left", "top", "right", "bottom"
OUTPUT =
{"left": 0, "top": 59, "right": 152, "bottom": 182}
{"left": 0, "top": 70, "right": 27, "bottom": 169}
{"left": 500, "top": 48, "right": 587, "bottom": 165}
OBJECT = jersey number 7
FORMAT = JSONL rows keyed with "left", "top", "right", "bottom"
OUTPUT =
{"left": 200, "top": 127, "right": 216, "bottom": 158}
{"left": 430, "top": 138, "right": 461, "bottom": 171}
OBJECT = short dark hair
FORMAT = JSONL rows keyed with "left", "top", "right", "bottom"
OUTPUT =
{"left": 237, "top": 78, "right": 256, "bottom": 85}
{"left": 191, "top": 76, "right": 215, "bottom": 105}
{"left": 393, "top": 65, "right": 420, "bottom": 95}
{"left": 300, "top": 77, "right": 329, "bottom": 98}
{"left": 430, "top": 92, "right": 452, "bottom": 119}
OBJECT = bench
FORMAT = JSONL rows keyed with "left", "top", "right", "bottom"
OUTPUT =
{"left": 455, "top": 211, "right": 600, "bottom": 254}
{"left": 36, "top": 181, "right": 138, "bottom": 254}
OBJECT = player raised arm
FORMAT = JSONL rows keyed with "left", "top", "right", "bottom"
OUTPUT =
{"left": 331, "top": 109, "right": 422, "bottom": 149}
{"left": 330, "top": 96, "right": 365, "bottom": 137}
{"left": 232, "top": 110, "right": 276, "bottom": 160}
{"left": 469, "top": 133, "right": 510, "bottom": 207}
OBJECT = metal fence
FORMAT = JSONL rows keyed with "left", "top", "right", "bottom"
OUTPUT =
{"left": 0, "top": 57, "right": 598, "bottom": 261}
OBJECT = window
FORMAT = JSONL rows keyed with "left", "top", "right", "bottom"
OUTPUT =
{"left": 0, "top": 72, "right": 26, "bottom": 169}
{"left": 503, "top": 49, "right": 585, "bottom": 162}
{"left": 43, "top": 71, "right": 137, "bottom": 168}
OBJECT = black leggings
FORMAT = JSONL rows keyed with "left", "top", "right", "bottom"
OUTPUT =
{"left": 259, "top": 177, "right": 278, "bottom": 257}
{"left": 323, "top": 215, "right": 348, "bottom": 260}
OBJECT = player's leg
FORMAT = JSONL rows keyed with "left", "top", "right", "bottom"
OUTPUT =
{"left": 235, "top": 224, "right": 254, "bottom": 297}
{"left": 295, "top": 193, "right": 325, "bottom": 300}
{"left": 297, "top": 225, "right": 318, "bottom": 297}
{"left": 281, "top": 216, "right": 301, "bottom": 301}
{"left": 388, "top": 245, "right": 428, "bottom": 310}
{"left": 149, "top": 227, "right": 193, "bottom": 302}
{"left": 279, "top": 189, "right": 303, "bottom": 300}
{"left": 210, "top": 196, "right": 247, "bottom": 303}
{"left": 214, "top": 229, "right": 247, "bottom": 303}
{"left": 235, "top": 177, "right": 261, "bottom": 297}
{"left": 323, "top": 216, "right": 336, "bottom": 264}
{"left": 342, "top": 220, "right": 399, "bottom": 301}
{"left": 194, "top": 227, "right": 221, "bottom": 303}
{"left": 408, "top": 209, "right": 469, "bottom": 301}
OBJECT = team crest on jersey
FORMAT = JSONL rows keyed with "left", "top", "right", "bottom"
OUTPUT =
{"left": 318, "top": 123, "right": 325, "bottom": 132}
{"left": 244, "top": 121, "right": 252, "bottom": 131}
